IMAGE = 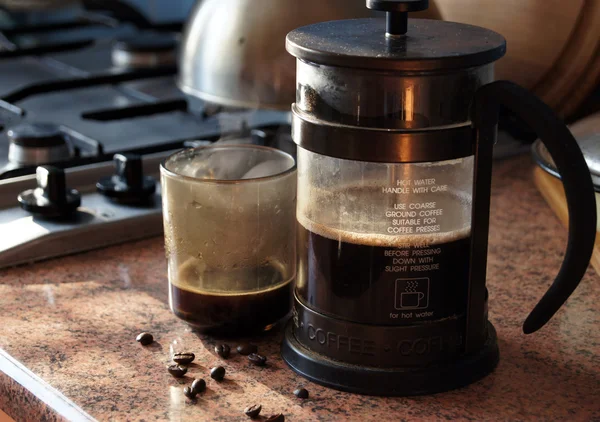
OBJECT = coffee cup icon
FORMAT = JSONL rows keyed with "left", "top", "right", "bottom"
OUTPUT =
{"left": 395, "top": 278, "right": 430, "bottom": 310}
{"left": 400, "top": 291, "right": 425, "bottom": 308}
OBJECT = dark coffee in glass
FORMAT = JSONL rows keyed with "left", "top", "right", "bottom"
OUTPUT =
{"left": 161, "top": 145, "right": 297, "bottom": 334}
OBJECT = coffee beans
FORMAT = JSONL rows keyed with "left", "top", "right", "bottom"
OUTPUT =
{"left": 136, "top": 332, "right": 153, "bottom": 346}
{"left": 167, "top": 364, "right": 188, "bottom": 378}
{"left": 237, "top": 343, "right": 258, "bottom": 356}
{"left": 191, "top": 378, "right": 206, "bottom": 394}
{"left": 215, "top": 344, "right": 231, "bottom": 359}
{"left": 183, "top": 379, "right": 205, "bottom": 402}
{"left": 244, "top": 404, "right": 262, "bottom": 418}
{"left": 265, "top": 413, "right": 285, "bottom": 422}
{"left": 183, "top": 386, "right": 197, "bottom": 400}
{"left": 173, "top": 352, "right": 195, "bottom": 365}
{"left": 248, "top": 353, "right": 267, "bottom": 366}
{"left": 210, "top": 366, "right": 226, "bottom": 381}
{"left": 293, "top": 388, "right": 309, "bottom": 399}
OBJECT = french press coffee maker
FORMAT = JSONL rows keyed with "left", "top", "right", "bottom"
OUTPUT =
{"left": 281, "top": 0, "right": 597, "bottom": 395}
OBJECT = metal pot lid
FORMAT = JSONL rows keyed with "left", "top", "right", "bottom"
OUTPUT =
{"left": 532, "top": 116, "right": 600, "bottom": 191}
{"left": 286, "top": 0, "right": 506, "bottom": 71}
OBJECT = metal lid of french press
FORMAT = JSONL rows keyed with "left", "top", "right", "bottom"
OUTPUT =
{"left": 286, "top": 0, "right": 506, "bottom": 71}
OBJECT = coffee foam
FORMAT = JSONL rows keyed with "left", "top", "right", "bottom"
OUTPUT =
{"left": 297, "top": 213, "right": 471, "bottom": 248}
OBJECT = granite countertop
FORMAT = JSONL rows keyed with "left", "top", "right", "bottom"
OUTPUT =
{"left": 0, "top": 155, "right": 598, "bottom": 422}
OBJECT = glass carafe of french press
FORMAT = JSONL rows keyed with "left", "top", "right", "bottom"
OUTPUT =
{"left": 281, "top": 0, "right": 597, "bottom": 395}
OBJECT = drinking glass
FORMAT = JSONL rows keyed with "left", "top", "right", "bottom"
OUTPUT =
{"left": 161, "top": 145, "right": 296, "bottom": 334}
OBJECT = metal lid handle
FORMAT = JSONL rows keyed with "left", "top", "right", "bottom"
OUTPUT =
{"left": 366, "top": 0, "right": 429, "bottom": 35}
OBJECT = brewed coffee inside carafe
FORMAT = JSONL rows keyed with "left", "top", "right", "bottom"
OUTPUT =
{"left": 296, "top": 149, "right": 473, "bottom": 325}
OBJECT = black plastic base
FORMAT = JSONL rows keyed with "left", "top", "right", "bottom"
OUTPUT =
{"left": 282, "top": 320, "right": 499, "bottom": 396}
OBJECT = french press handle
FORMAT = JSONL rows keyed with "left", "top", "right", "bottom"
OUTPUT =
{"left": 466, "top": 80, "right": 596, "bottom": 350}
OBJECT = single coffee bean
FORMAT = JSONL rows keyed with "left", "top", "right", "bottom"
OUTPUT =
{"left": 244, "top": 404, "right": 262, "bottom": 418}
{"left": 215, "top": 344, "right": 231, "bottom": 358}
{"left": 247, "top": 353, "right": 267, "bottom": 367}
{"left": 183, "top": 386, "right": 197, "bottom": 400}
{"left": 191, "top": 378, "right": 206, "bottom": 394}
{"left": 136, "top": 332, "right": 153, "bottom": 346}
{"left": 265, "top": 413, "right": 285, "bottom": 422}
{"left": 210, "top": 366, "right": 226, "bottom": 381}
{"left": 294, "top": 388, "right": 309, "bottom": 399}
{"left": 167, "top": 364, "right": 188, "bottom": 378}
{"left": 237, "top": 343, "right": 258, "bottom": 356}
{"left": 173, "top": 352, "right": 195, "bottom": 365}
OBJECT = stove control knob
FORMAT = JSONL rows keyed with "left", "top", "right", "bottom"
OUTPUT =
{"left": 96, "top": 154, "right": 156, "bottom": 204}
{"left": 18, "top": 166, "right": 81, "bottom": 218}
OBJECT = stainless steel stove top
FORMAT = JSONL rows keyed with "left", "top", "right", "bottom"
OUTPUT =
{"left": 0, "top": 1, "right": 529, "bottom": 269}
{"left": 0, "top": 2, "right": 291, "bottom": 268}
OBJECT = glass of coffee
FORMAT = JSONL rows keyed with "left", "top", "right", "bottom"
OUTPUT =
{"left": 161, "top": 145, "right": 296, "bottom": 334}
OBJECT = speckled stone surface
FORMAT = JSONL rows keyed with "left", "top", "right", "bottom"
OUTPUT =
{"left": 0, "top": 156, "right": 598, "bottom": 421}
{"left": 0, "top": 370, "right": 64, "bottom": 422}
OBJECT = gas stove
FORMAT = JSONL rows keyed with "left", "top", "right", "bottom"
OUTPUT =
{"left": 0, "top": 2, "right": 291, "bottom": 269}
